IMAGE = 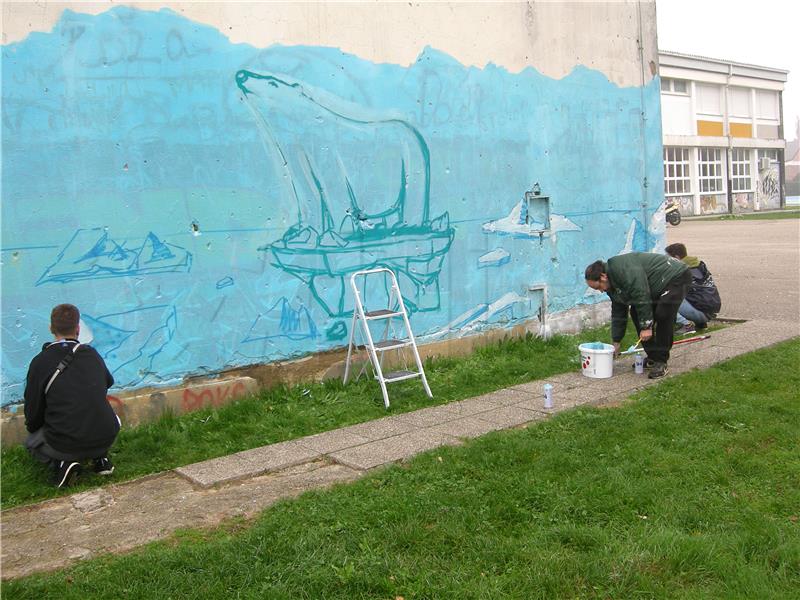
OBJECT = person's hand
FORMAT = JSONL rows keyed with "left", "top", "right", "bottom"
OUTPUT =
{"left": 640, "top": 328, "right": 653, "bottom": 341}
{"left": 612, "top": 342, "right": 620, "bottom": 357}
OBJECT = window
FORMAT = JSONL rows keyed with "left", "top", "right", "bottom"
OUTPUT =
{"left": 757, "top": 148, "right": 778, "bottom": 165}
{"left": 697, "top": 148, "right": 724, "bottom": 193}
{"left": 729, "top": 87, "right": 752, "bottom": 118}
{"left": 661, "top": 77, "right": 688, "bottom": 94}
{"left": 756, "top": 90, "right": 779, "bottom": 119}
{"left": 697, "top": 84, "right": 722, "bottom": 115}
{"left": 757, "top": 149, "right": 778, "bottom": 172}
{"left": 663, "top": 147, "right": 691, "bottom": 195}
{"left": 730, "top": 148, "right": 752, "bottom": 192}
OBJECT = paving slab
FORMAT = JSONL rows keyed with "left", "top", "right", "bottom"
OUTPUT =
{"left": 344, "top": 415, "right": 418, "bottom": 440}
{"left": 175, "top": 440, "right": 321, "bottom": 488}
{"left": 475, "top": 404, "right": 544, "bottom": 428}
{"left": 426, "top": 415, "right": 505, "bottom": 439}
{"left": 327, "top": 429, "right": 458, "bottom": 470}
{"left": 296, "top": 428, "right": 373, "bottom": 454}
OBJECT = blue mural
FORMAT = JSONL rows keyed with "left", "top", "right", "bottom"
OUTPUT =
{"left": 0, "top": 6, "right": 664, "bottom": 405}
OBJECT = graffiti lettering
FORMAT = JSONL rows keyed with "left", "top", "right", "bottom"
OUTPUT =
{"left": 181, "top": 381, "right": 246, "bottom": 412}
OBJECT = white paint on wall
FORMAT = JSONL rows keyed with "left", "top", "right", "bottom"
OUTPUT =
{"left": 1, "top": 0, "right": 659, "bottom": 87}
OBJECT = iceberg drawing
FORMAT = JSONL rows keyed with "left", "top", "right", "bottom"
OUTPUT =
{"left": 37, "top": 229, "right": 192, "bottom": 285}
{"left": 236, "top": 70, "right": 455, "bottom": 317}
{"left": 482, "top": 201, "right": 581, "bottom": 238}
{"left": 428, "top": 292, "right": 529, "bottom": 339}
{"left": 478, "top": 248, "right": 511, "bottom": 269}
{"left": 243, "top": 297, "right": 319, "bottom": 343}
{"left": 83, "top": 305, "right": 178, "bottom": 385}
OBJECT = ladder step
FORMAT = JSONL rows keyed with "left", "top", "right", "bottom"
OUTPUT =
{"left": 372, "top": 339, "right": 412, "bottom": 352}
{"left": 378, "top": 370, "right": 421, "bottom": 383}
{"left": 364, "top": 309, "right": 403, "bottom": 320}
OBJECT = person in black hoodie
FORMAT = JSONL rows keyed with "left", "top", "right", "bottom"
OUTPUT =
{"left": 665, "top": 243, "right": 722, "bottom": 331}
{"left": 24, "top": 304, "right": 120, "bottom": 488}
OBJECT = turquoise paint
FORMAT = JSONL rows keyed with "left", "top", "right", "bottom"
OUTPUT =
{"left": 0, "top": 7, "right": 664, "bottom": 405}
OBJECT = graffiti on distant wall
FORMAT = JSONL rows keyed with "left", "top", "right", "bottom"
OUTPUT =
{"left": 0, "top": 6, "right": 664, "bottom": 405}
{"left": 757, "top": 166, "right": 780, "bottom": 209}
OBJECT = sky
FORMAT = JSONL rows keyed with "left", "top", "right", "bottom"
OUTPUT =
{"left": 656, "top": 0, "right": 799, "bottom": 141}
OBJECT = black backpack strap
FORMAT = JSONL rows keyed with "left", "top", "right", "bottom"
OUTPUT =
{"left": 44, "top": 343, "right": 82, "bottom": 395}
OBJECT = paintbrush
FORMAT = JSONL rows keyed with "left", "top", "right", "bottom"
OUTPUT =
{"left": 620, "top": 336, "right": 644, "bottom": 355}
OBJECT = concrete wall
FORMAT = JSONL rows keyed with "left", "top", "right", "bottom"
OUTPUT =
{"left": 1, "top": 1, "right": 663, "bottom": 408}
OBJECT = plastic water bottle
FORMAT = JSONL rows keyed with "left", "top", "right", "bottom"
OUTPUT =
{"left": 543, "top": 383, "right": 553, "bottom": 409}
{"left": 634, "top": 353, "right": 645, "bottom": 374}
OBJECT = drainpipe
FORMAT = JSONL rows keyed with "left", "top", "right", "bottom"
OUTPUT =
{"left": 778, "top": 91, "right": 786, "bottom": 208}
{"left": 635, "top": 0, "right": 652, "bottom": 246}
{"left": 725, "top": 63, "right": 733, "bottom": 214}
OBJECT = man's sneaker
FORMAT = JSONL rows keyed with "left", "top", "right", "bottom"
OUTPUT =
{"left": 53, "top": 461, "right": 81, "bottom": 488}
{"left": 648, "top": 362, "right": 668, "bottom": 379}
{"left": 675, "top": 323, "right": 696, "bottom": 335}
{"left": 92, "top": 457, "right": 114, "bottom": 476}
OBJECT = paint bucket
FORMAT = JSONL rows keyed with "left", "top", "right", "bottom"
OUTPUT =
{"left": 578, "top": 342, "right": 615, "bottom": 379}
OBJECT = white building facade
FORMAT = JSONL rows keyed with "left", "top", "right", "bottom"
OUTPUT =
{"left": 659, "top": 51, "right": 788, "bottom": 215}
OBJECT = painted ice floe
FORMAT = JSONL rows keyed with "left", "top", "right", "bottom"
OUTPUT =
{"left": 649, "top": 203, "right": 667, "bottom": 252}
{"left": 37, "top": 229, "right": 192, "bottom": 285}
{"left": 84, "top": 305, "right": 178, "bottom": 385}
{"left": 478, "top": 248, "right": 511, "bottom": 268}
{"left": 428, "top": 292, "right": 529, "bottom": 339}
{"left": 243, "top": 297, "right": 319, "bottom": 343}
{"left": 619, "top": 220, "right": 636, "bottom": 254}
{"left": 482, "top": 201, "right": 580, "bottom": 238}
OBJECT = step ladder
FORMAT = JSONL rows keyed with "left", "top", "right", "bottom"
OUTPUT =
{"left": 343, "top": 267, "right": 433, "bottom": 408}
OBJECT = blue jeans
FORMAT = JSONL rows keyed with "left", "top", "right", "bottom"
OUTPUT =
{"left": 677, "top": 299, "right": 708, "bottom": 327}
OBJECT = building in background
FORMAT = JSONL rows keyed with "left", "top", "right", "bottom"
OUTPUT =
{"left": 659, "top": 51, "right": 788, "bottom": 215}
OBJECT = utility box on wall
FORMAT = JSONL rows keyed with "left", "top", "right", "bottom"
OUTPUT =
{"left": 522, "top": 184, "right": 551, "bottom": 233}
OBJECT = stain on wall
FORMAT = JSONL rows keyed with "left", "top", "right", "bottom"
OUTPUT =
{"left": 0, "top": 7, "right": 664, "bottom": 405}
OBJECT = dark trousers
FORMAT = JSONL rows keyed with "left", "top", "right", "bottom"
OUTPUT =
{"left": 25, "top": 428, "right": 111, "bottom": 467}
{"left": 631, "top": 270, "right": 692, "bottom": 364}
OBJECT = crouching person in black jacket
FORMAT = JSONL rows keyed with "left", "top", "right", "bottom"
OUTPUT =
{"left": 24, "top": 304, "right": 120, "bottom": 488}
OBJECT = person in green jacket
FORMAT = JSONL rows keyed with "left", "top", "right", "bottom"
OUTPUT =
{"left": 584, "top": 252, "right": 691, "bottom": 378}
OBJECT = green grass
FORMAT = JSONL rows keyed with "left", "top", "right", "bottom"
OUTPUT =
{"left": 4, "top": 338, "right": 798, "bottom": 598}
{"left": 0, "top": 323, "right": 721, "bottom": 509}
{"left": 0, "top": 325, "right": 616, "bottom": 507}
{"left": 691, "top": 209, "right": 800, "bottom": 221}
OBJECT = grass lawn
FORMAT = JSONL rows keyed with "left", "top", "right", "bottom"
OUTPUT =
{"left": 691, "top": 209, "right": 800, "bottom": 221}
{"left": 3, "top": 338, "right": 798, "bottom": 598}
{"left": 2, "top": 322, "right": 657, "bottom": 509}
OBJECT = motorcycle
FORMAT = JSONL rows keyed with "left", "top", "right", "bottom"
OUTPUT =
{"left": 664, "top": 199, "right": 682, "bottom": 226}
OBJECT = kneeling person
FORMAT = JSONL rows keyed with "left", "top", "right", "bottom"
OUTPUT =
{"left": 24, "top": 304, "right": 120, "bottom": 488}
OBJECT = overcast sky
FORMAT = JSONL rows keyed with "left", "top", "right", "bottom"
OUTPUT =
{"left": 656, "top": 0, "right": 799, "bottom": 140}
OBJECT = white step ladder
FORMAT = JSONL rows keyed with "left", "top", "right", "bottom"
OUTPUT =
{"left": 343, "top": 267, "right": 433, "bottom": 408}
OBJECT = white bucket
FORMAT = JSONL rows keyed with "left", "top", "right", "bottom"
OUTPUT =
{"left": 578, "top": 342, "right": 615, "bottom": 378}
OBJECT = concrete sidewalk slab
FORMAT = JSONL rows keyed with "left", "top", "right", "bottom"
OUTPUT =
{"left": 297, "top": 429, "right": 373, "bottom": 454}
{"left": 427, "top": 415, "right": 505, "bottom": 439}
{"left": 476, "top": 404, "right": 543, "bottom": 428}
{"left": 176, "top": 440, "right": 321, "bottom": 488}
{"left": 327, "top": 429, "right": 457, "bottom": 470}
